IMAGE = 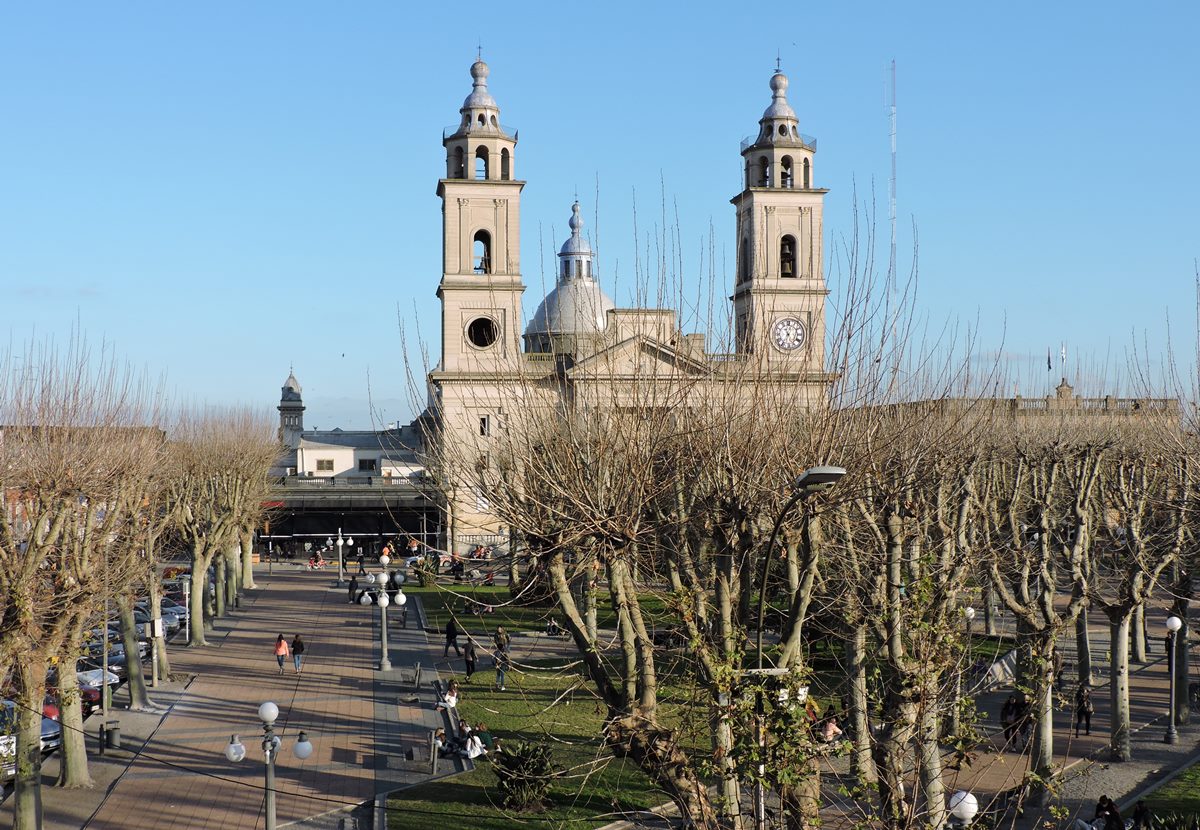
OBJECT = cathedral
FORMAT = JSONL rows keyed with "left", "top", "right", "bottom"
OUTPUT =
{"left": 428, "top": 57, "right": 834, "bottom": 546}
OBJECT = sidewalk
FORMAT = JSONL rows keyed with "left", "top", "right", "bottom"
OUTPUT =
{"left": 3, "top": 566, "right": 453, "bottom": 830}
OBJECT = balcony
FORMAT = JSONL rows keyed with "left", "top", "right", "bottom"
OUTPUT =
{"left": 444, "top": 122, "right": 518, "bottom": 141}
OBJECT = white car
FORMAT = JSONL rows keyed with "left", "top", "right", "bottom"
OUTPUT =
{"left": 76, "top": 666, "right": 120, "bottom": 690}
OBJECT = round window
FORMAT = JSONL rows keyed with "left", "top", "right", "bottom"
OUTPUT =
{"left": 467, "top": 317, "right": 499, "bottom": 349}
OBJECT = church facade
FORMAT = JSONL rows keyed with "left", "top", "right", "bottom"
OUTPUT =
{"left": 427, "top": 58, "right": 835, "bottom": 547}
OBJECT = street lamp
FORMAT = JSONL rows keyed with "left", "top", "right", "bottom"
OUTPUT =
{"left": 359, "top": 554, "right": 404, "bottom": 670}
{"left": 1165, "top": 614, "right": 1183, "bottom": 744}
{"left": 331, "top": 529, "right": 354, "bottom": 587}
{"left": 224, "top": 701, "right": 314, "bottom": 830}
{"left": 752, "top": 465, "right": 846, "bottom": 830}
{"left": 948, "top": 790, "right": 979, "bottom": 828}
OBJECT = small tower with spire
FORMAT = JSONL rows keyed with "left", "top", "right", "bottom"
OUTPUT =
{"left": 278, "top": 369, "right": 304, "bottom": 448}
{"left": 730, "top": 65, "right": 828, "bottom": 370}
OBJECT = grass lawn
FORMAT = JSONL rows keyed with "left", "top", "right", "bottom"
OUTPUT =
{"left": 1145, "top": 759, "right": 1200, "bottom": 813}
{"left": 388, "top": 660, "right": 667, "bottom": 829}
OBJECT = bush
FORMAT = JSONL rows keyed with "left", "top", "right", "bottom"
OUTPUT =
{"left": 1156, "top": 813, "right": 1200, "bottom": 830}
{"left": 492, "top": 740, "right": 555, "bottom": 812}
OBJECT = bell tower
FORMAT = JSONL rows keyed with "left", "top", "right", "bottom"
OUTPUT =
{"left": 730, "top": 65, "right": 828, "bottom": 370}
{"left": 436, "top": 57, "right": 525, "bottom": 373}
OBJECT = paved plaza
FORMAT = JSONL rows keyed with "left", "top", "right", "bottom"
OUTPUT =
{"left": 4, "top": 568, "right": 1199, "bottom": 829}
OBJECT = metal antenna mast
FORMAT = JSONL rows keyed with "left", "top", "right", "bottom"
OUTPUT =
{"left": 887, "top": 59, "right": 897, "bottom": 294}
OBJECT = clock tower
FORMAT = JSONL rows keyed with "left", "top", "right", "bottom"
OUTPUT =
{"left": 730, "top": 66, "right": 828, "bottom": 371}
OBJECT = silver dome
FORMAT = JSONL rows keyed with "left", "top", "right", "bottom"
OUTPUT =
{"left": 462, "top": 59, "right": 497, "bottom": 110}
{"left": 762, "top": 71, "right": 797, "bottom": 120}
{"left": 525, "top": 202, "right": 614, "bottom": 339}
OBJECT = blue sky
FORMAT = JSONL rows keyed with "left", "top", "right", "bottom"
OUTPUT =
{"left": 3, "top": 2, "right": 1197, "bottom": 429}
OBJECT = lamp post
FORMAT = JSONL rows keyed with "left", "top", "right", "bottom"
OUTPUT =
{"left": 224, "top": 701, "right": 314, "bottom": 830}
{"left": 752, "top": 465, "right": 846, "bottom": 830}
{"left": 948, "top": 790, "right": 978, "bottom": 828}
{"left": 359, "top": 554, "right": 403, "bottom": 671}
{"left": 1165, "top": 614, "right": 1183, "bottom": 744}
{"left": 331, "top": 529, "right": 354, "bottom": 588}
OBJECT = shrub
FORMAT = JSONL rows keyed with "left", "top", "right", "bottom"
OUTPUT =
{"left": 492, "top": 740, "right": 555, "bottom": 812}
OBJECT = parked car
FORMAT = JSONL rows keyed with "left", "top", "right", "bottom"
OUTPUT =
{"left": 76, "top": 658, "right": 125, "bottom": 686}
{"left": 45, "top": 686, "right": 99, "bottom": 719}
{"left": 132, "top": 607, "right": 180, "bottom": 635}
{"left": 158, "top": 597, "right": 190, "bottom": 624}
{"left": 0, "top": 699, "right": 63, "bottom": 757}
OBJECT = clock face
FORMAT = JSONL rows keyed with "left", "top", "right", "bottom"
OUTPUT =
{"left": 771, "top": 317, "right": 807, "bottom": 352}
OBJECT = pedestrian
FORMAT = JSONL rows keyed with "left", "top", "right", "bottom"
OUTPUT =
{"left": 1075, "top": 687, "right": 1094, "bottom": 736}
{"left": 356, "top": 549, "right": 366, "bottom": 575}
{"left": 464, "top": 639, "right": 477, "bottom": 681}
{"left": 1131, "top": 800, "right": 1152, "bottom": 830}
{"left": 495, "top": 648, "right": 510, "bottom": 691}
{"left": 1000, "top": 692, "right": 1019, "bottom": 744}
{"left": 493, "top": 625, "right": 510, "bottom": 655}
{"left": 274, "top": 634, "right": 290, "bottom": 674}
{"left": 444, "top": 617, "right": 462, "bottom": 657}
{"left": 348, "top": 574, "right": 359, "bottom": 604}
{"left": 291, "top": 635, "right": 306, "bottom": 673}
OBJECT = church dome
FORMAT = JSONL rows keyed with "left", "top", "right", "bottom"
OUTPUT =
{"left": 462, "top": 58, "right": 497, "bottom": 110}
{"left": 281, "top": 370, "right": 302, "bottom": 401}
{"left": 762, "top": 70, "right": 797, "bottom": 120}
{"left": 524, "top": 202, "right": 614, "bottom": 340}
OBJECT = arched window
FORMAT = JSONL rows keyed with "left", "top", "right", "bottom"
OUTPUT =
{"left": 758, "top": 157, "right": 770, "bottom": 188}
{"left": 477, "top": 113, "right": 486, "bottom": 127}
{"left": 739, "top": 236, "right": 750, "bottom": 283}
{"left": 475, "top": 147, "right": 489, "bottom": 180}
{"left": 780, "top": 235, "right": 797, "bottom": 278}
{"left": 452, "top": 147, "right": 465, "bottom": 179}
{"left": 473, "top": 230, "right": 492, "bottom": 274}
{"left": 745, "top": 160, "right": 752, "bottom": 189}
{"left": 780, "top": 156, "right": 794, "bottom": 189}
{"left": 490, "top": 115, "right": 498, "bottom": 127}
{"left": 802, "top": 158, "right": 811, "bottom": 189}
{"left": 561, "top": 259, "right": 570, "bottom": 279}
{"left": 500, "top": 148, "right": 510, "bottom": 180}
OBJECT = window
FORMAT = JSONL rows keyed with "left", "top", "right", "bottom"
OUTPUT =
{"left": 316, "top": 459, "right": 334, "bottom": 472}
{"left": 758, "top": 156, "right": 770, "bottom": 187}
{"left": 802, "top": 158, "right": 810, "bottom": 189}
{"left": 479, "top": 415, "right": 491, "bottom": 437}
{"left": 467, "top": 316, "right": 499, "bottom": 348}
{"left": 500, "top": 148, "right": 510, "bottom": 180}
{"left": 780, "top": 156, "right": 794, "bottom": 189}
{"left": 452, "top": 147, "right": 465, "bottom": 179}
{"left": 780, "top": 235, "right": 797, "bottom": 278}
{"left": 358, "top": 458, "right": 377, "bottom": 472}
{"left": 475, "top": 146, "right": 489, "bottom": 180}
{"left": 473, "top": 230, "right": 492, "bottom": 274}
{"left": 738, "top": 236, "right": 750, "bottom": 283}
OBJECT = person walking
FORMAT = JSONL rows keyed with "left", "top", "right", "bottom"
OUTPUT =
{"left": 464, "top": 639, "right": 477, "bottom": 681}
{"left": 494, "top": 649, "right": 510, "bottom": 691}
{"left": 1075, "top": 686, "right": 1094, "bottom": 736}
{"left": 493, "top": 625, "right": 510, "bottom": 656}
{"left": 356, "top": 549, "right": 367, "bottom": 575}
{"left": 444, "top": 617, "right": 462, "bottom": 657}
{"left": 274, "top": 634, "right": 291, "bottom": 674}
{"left": 291, "top": 635, "right": 306, "bottom": 673}
{"left": 348, "top": 574, "right": 359, "bottom": 604}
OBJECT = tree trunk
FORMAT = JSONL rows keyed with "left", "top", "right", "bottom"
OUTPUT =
{"left": 214, "top": 554, "right": 227, "bottom": 618}
{"left": 241, "top": 528, "right": 258, "bottom": 590}
{"left": 225, "top": 549, "right": 238, "bottom": 610}
{"left": 584, "top": 569, "right": 598, "bottom": 643}
{"left": 983, "top": 579, "right": 998, "bottom": 636}
{"left": 916, "top": 677, "right": 947, "bottom": 830}
{"left": 1028, "top": 632, "right": 1057, "bottom": 806}
{"left": 1108, "top": 610, "right": 1133, "bottom": 761}
{"left": 605, "top": 713, "right": 719, "bottom": 829}
{"left": 149, "top": 586, "right": 172, "bottom": 679}
{"left": 1076, "top": 605, "right": 1094, "bottom": 688}
{"left": 1173, "top": 578, "right": 1191, "bottom": 726}
{"left": 116, "top": 595, "right": 153, "bottom": 711}
{"left": 13, "top": 658, "right": 48, "bottom": 830}
{"left": 55, "top": 677, "right": 92, "bottom": 788}
{"left": 188, "top": 552, "right": 211, "bottom": 645}
{"left": 846, "top": 623, "right": 877, "bottom": 787}
{"left": 779, "top": 760, "right": 820, "bottom": 830}
{"left": 713, "top": 706, "right": 743, "bottom": 829}
{"left": 1131, "top": 602, "right": 1148, "bottom": 664}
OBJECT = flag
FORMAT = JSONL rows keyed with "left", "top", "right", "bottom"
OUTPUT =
{"left": 1047, "top": 348, "right": 1052, "bottom": 372}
